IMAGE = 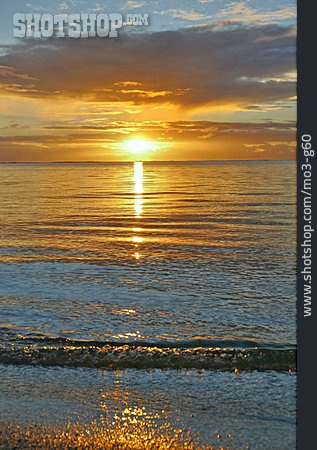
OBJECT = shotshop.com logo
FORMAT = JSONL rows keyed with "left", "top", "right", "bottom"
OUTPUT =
{"left": 13, "top": 13, "right": 149, "bottom": 38}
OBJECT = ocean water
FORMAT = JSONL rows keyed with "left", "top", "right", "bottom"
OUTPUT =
{"left": 0, "top": 161, "right": 296, "bottom": 448}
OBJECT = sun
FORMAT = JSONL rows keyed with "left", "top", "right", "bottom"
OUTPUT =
{"left": 123, "top": 139, "right": 153, "bottom": 154}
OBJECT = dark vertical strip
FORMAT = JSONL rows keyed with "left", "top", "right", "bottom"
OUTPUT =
{"left": 297, "top": 0, "right": 317, "bottom": 447}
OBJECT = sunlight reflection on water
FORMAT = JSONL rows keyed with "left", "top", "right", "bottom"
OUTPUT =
{"left": 0, "top": 161, "right": 296, "bottom": 344}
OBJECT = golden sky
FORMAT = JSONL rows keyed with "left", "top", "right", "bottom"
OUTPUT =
{"left": 0, "top": 0, "right": 296, "bottom": 161}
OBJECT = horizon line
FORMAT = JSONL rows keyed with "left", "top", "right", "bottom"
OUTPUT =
{"left": 0, "top": 159, "right": 296, "bottom": 164}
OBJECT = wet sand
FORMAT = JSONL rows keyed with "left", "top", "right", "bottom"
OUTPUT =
{"left": 0, "top": 421, "right": 211, "bottom": 450}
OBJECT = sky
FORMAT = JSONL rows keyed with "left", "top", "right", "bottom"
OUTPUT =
{"left": 0, "top": 0, "right": 296, "bottom": 161}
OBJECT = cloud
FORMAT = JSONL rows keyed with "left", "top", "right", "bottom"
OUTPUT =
{"left": 25, "top": 3, "right": 51, "bottom": 12}
{"left": 0, "top": 23, "right": 295, "bottom": 111}
{"left": 0, "top": 119, "right": 295, "bottom": 161}
{"left": 57, "top": 2, "right": 69, "bottom": 11}
{"left": 163, "top": 9, "right": 212, "bottom": 21}
{"left": 123, "top": 1, "right": 145, "bottom": 9}
{"left": 1, "top": 119, "right": 296, "bottom": 143}
{"left": 216, "top": 2, "right": 296, "bottom": 24}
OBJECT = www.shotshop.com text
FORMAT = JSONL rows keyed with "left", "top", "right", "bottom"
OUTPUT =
{"left": 300, "top": 134, "right": 314, "bottom": 317}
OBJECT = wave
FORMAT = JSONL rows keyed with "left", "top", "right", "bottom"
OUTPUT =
{"left": 0, "top": 334, "right": 296, "bottom": 371}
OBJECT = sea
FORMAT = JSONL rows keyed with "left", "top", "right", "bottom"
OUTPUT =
{"left": 0, "top": 161, "right": 296, "bottom": 448}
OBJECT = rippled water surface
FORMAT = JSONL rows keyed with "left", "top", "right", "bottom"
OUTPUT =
{"left": 0, "top": 161, "right": 296, "bottom": 344}
{"left": 0, "top": 161, "right": 296, "bottom": 448}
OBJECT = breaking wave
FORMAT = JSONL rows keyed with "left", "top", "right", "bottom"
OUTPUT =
{"left": 0, "top": 334, "right": 295, "bottom": 371}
